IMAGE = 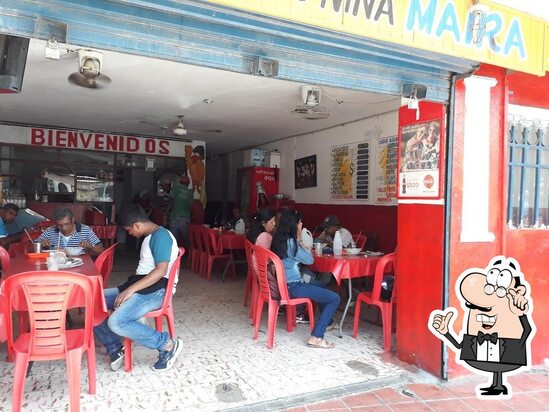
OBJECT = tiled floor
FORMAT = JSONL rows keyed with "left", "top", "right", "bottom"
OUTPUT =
{"left": 291, "top": 371, "right": 549, "bottom": 411}
{"left": 1, "top": 252, "right": 547, "bottom": 411}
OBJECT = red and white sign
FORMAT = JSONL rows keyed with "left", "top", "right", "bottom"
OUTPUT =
{"left": 0, "top": 124, "right": 203, "bottom": 158}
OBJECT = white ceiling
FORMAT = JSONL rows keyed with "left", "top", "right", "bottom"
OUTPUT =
{"left": 0, "top": 38, "right": 401, "bottom": 155}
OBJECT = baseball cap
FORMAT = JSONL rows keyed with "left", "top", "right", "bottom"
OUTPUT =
{"left": 320, "top": 215, "right": 340, "bottom": 229}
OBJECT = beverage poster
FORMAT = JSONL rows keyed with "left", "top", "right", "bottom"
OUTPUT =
{"left": 398, "top": 119, "right": 442, "bottom": 198}
{"left": 330, "top": 142, "right": 369, "bottom": 200}
{"left": 373, "top": 135, "right": 398, "bottom": 204}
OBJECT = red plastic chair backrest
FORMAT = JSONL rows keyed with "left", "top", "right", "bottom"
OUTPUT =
{"left": 94, "top": 242, "right": 118, "bottom": 286}
{"left": 0, "top": 245, "right": 11, "bottom": 274}
{"left": 201, "top": 227, "right": 220, "bottom": 256}
{"left": 3, "top": 271, "right": 94, "bottom": 358}
{"left": 250, "top": 243, "right": 290, "bottom": 302}
{"left": 371, "top": 252, "right": 397, "bottom": 304}
{"left": 8, "top": 241, "right": 32, "bottom": 258}
{"left": 158, "top": 247, "right": 185, "bottom": 311}
{"left": 33, "top": 220, "right": 52, "bottom": 229}
{"left": 352, "top": 234, "right": 367, "bottom": 250}
{"left": 191, "top": 224, "right": 205, "bottom": 253}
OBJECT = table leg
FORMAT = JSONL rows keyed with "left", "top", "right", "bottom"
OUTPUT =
{"left": 221, "top": 251, "right": 233, "bottom": 282}
{"left": 338, "top": 278, "right": 353, "bottom": 338}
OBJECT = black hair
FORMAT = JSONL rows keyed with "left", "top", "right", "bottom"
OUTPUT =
{"left": 2, "top": 203, "right": 19, "bottom": 213}
{"left": 119, "top": 204, "right": 150, "bottom": 226}
{"left": 193, "top": 145, "right": 205, "bottom": 159}
{"left": 246, "top": 208, "right": 275, "bottom": 244}
{"left": 271, "top": 208, "right": 302, "bottom": 259}
{"left": 53, "top": 207, "right": 74, "bottom": 221}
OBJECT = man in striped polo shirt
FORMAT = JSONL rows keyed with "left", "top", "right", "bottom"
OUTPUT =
{"left": 36, "top": 207, "right": 104, "bottom": 257}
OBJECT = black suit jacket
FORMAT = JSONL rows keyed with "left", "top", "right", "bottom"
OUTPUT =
{"left": 444, "top": 315, "right": 532, "bottom": 366}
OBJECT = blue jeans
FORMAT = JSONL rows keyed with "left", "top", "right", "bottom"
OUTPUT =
{"left": 94, "top": 288, "right": 169, "bottom": 355}
{"left": 287, "top": 282, "right": 340, "bottom": 339}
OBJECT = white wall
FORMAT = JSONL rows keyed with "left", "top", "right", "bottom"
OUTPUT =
{"left": 260, "top": 111, "right": 399, "bottom": 204}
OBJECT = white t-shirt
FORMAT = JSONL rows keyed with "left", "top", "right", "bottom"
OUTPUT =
{"left": 319, "top": 227, "right": 354, "bottom": 248}
{"left": 136, "top": 227, "right": 179, "bottom": 280}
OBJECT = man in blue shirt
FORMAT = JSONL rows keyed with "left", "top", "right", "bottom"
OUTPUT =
{"left": 94, "top": 204, "right": 183, "bottom": 372}
{"left": 0, "top": 203, "right": 23, "bottom": 248}
{"left": 36, "top": 208, "right": 104, "bottom": 256}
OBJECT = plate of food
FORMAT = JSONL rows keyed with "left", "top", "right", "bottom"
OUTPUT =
{"left": 65, "top": 247, "right": 86, "bottom": 256}
{"left": 58, "top": 257, "right": 84, "bottom": 269}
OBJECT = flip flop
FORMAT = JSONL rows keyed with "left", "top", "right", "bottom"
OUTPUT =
{"left": 307, "top": 336, "right": 335, "bottom": 349}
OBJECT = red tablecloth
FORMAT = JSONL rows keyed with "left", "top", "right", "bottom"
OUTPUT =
{"left": 310, "top": 254, "right": 381, "bottom": 284}
{"left": 1, "top": 254, "right": 109, "bottom": 329}
{"left": 212, "top": 231, "right": 246, "bottom": 253}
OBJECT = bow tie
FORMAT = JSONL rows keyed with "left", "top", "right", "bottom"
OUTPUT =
{"left": 477, "top": 331, "right": 498, "bottom": 344}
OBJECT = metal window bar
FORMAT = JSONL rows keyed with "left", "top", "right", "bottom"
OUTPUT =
{"left": 508, "top": 121, "right": 549, "bottom": 229}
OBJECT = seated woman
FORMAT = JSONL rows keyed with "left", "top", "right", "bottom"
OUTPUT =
{"left": 246, "top": 208, "right": 276, "bottom": 248}
{"left": 271, "top": 209, "right": 340, "bottom": 349}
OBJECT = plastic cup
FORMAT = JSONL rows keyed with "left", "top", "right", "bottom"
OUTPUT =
{"left": 314, "top": 243, "right": 322, "bottom": 256}
{"left": 33, "top": 242, "right": 42, "bottom": 253}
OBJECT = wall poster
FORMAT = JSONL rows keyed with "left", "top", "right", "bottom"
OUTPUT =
{"left": 398, "top": 119, "right": 442, "bottom": 198}
{"left": 294, "top": 155, "right": 317, "bottom": 189}
{"left": 373, "top": 135, "right": 398, "bottom": 204}
{"left": 330, "top": 142, "right": 369, "bottom": 200}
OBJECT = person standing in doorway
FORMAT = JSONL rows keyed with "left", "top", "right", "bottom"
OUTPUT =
{"left": 168, "top": 173, "right": 193, "bottom": 251}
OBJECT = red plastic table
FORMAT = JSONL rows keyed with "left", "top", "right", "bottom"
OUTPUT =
{"left": 310, "top": 253, "right": 382, "bottom": 337}
{"left": 1, "top": 253, "right": 109, "bottom": 329}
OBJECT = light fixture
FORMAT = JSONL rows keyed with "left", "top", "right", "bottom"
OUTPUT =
{"left": 469, "top": 0, "right": 488, "bottom": 45}
{"left": 173, "top": 115, "right": 188, "bottom": 136}
{"left": 45, "top": 38, "right": 60, "bottom": 60}
{"left": 251, "top": 58, "right": 279, "bottom": 77}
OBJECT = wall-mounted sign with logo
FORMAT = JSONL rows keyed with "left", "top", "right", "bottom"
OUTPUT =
{"left": 397, "top": 102, "right": 445, "bottom": 199}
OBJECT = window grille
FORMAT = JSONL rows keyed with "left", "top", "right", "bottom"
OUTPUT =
{"left": 507, "top": 115, "right": 549, "bottom": 229}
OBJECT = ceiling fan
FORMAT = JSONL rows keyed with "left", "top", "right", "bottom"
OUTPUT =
{"left": 291, "top": 85, "right": 330, "bottom": 120}
{"left": 67, "top": 49, "right": 111, "bottom": 89}
{"left": 139, "top": 115, "right": 222, "bottom": 137}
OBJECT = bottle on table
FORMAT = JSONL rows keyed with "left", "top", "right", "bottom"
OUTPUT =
{"left": 256, "top": 182, "right": 270, "bottom": 209}
{"left": 333, "top": 230, "right": 343, "bottom": 256}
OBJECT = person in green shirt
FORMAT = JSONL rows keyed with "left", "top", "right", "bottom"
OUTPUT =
{"left": 168, "top": 174, "right": 193, "bottom": 250}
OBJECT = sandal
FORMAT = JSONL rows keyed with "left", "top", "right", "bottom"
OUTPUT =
{"left": 307, "top": 336, "right": 335, "bottom": 349}
{"left": 326, "top": 320, "right": 339, "bottom": 332}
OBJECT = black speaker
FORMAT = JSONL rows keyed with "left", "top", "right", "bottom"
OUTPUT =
{"left": 0, "top": 35, "right": 30, "bottom": 93}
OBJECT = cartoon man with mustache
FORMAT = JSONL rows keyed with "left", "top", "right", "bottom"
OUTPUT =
{"left": 429, "top": 256, "right": 535, "bottom": 398}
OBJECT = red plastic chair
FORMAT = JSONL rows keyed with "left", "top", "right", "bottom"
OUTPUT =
{"left": 0, "top": 245, "right": 11, "bottom": 275}
{"left": 123, "top": 247, "right": 185, "bottom": 372}
{"left": 201, "top": 227, "right": 234, "bottom": 281}
{"left": 94, "top": 242, "right": 118, "bottom": 287}
{"left": 3, "top": 271, "right": 96, "bottom": 412}
{"left": 8, "top": 241, "right": 32, "bottom": 258}
{"left": 251, "top": 244, "right": 315, "bottom": 349}
{"left": 353, "top": 252, "right": 397, "bottom": 351}
{"left": 352, "top": 233, "right": 367, "bottom": 250}
{"left": 32, "top": 220, "right": 52, "bottom": 230}
{"left": 189, "top": 224, "right": 205, "bottom": 274}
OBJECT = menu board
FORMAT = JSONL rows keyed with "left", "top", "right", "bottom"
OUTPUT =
{"left": 373, "top": 135, "right": 398, "bottom": 204}
{"left": 330, "top": 142, "right": 369, "bottom": 200}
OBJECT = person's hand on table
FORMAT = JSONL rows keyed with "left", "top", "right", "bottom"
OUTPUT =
{"left": 114, "top": 289, "right": 135, "bottom": 309}
{"left": 40, "top": 239, "right": 51, "bottom": 248}
{"left": 80, "top": 241, "right": 93, "bottom": 251}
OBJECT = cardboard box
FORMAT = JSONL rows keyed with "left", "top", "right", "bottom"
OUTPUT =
{"left": 243, "top": 149, "right": 265, "bottom": 167}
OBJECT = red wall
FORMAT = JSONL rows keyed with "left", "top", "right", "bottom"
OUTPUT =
{"left": 295, "top": 203, "right": 397, "bottom": 253}
{"left": 446, "top": 65, "right": 549, "bottom": 377}
{"left": 396, "top": 204, "right": 444, "bottom": 375}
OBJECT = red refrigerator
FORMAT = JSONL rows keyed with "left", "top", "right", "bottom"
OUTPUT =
{"left": 237, "top": 167, "right": 279, "bottom": 217}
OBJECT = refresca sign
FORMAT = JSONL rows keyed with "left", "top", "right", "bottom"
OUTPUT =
{"left": 205, "top": 0, "right": 546, "bottom": 75}
{"left": 0, "top": 124, "right": 202, "bottom": 158}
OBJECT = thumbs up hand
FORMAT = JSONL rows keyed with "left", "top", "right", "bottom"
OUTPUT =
{"left": 431, "top": 309, "right": 455, "bottom": 335}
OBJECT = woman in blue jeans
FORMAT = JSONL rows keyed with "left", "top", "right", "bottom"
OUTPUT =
{"left": 271, "top": 209, "right": 340, "bottom": 349}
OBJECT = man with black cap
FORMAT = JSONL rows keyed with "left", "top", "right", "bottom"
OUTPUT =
{"left": 317, "top": 214, "right": 353, "bottom": 248}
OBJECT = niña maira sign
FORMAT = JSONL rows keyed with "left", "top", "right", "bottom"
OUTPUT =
{"left": 0, "top": 124, "right": 202, "bottom": 158}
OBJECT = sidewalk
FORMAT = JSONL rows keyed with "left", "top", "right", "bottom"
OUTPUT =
{"left": 287, "top": 367, "right": 549, "bottom": 412}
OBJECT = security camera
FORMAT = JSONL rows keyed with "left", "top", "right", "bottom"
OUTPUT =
{"left": 77, "top": 49, "right": 104, "bottom": 78}
{"left": 301, "top": 85, "right": 321, "bottom": 107}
